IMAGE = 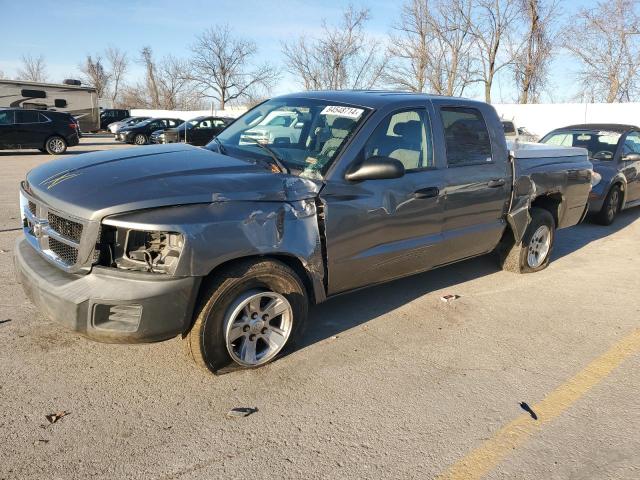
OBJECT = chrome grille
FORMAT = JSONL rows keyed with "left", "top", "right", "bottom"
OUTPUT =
{"left": 48, "top": 212, "right": 83, "bottom": 242}
{"left": 49, "top": 238, "right": 78, "bottom": 265}
{"left": 20, "top": 189, "right": 99, "bottom": 273}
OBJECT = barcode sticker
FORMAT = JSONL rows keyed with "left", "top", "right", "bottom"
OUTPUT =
{"left": 320, "top": 106, "right": 364, "bottom": 119}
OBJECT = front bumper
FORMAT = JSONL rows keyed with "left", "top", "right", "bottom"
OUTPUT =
{"left": 14, "top": 237, "right": 201, "bottom": 343}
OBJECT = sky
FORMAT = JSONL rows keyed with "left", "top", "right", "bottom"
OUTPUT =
{"left": 0, "top": 0, "right": 599, "bottom": 104}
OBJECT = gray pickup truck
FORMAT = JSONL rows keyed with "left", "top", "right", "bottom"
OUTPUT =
{"left": 14, "top": 91, "right": 593, "bottom": 374}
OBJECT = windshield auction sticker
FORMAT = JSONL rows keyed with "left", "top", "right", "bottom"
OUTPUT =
{"left": 320, "top": 106, "right": 364, "bottom": 119}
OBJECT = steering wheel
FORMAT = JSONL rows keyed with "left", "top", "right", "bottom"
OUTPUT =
{"left": 592, "top": 150, "right": 613, "bottom": 160}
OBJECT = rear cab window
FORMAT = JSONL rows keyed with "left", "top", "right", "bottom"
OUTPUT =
{"left": 440, "top": 107, "right": 493, "bottom": 167}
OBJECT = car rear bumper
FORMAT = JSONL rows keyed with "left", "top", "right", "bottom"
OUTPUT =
{"left": 14, "top": 237, "right": 201, "bottom": 344}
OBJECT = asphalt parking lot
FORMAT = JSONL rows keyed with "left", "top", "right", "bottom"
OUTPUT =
{"left": 1, "top": 136, "right": 639, "bottom": 480}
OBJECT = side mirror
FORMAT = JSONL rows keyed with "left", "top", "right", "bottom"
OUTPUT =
{"left": 295, "top": 122, "right": 305, "bottom": 128}
{"left": 345, "top": 156, "right": 405, "bottom": 182}
{"left": 622, "top": 152, "right": 640, "bottom": 162}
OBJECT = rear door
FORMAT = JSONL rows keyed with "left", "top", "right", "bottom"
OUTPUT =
{"left": 321, "top": 105, "right": 447, "bottom": 295}
{"left": 436, "top": 105, "right": 510, "bottom": 263}
{"left": 0, "top": 110, "right": 16, "bottom": 147}
{"left": 620, "top": 130, "right": 640, "bottom": 203}
{"left": 15, "top": 109, "right": 50, "bottom": 147}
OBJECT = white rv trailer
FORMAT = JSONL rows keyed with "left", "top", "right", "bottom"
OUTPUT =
{"left": 0, "top": 79, "right": 99, "bottom": 132}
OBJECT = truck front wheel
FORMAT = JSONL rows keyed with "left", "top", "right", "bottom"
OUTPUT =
{"left": 184, "top": 259, "right": 308, "bottom": 373}
{"left": 499, "top": 207, "right": 556, "bottom": 274}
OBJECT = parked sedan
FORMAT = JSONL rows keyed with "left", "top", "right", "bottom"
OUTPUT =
{"left": 150, "top": 116, "right": 233, "bottom": 146}
{"left": 108, "top": 116, "right": 150, "bottom": 134}
{"left": 540, "top": 123, "right": 640, "bottom": 225}
{"left": 117, "top": 117, "right": 183, "bottom": 145}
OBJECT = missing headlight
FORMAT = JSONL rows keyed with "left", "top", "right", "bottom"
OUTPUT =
{"left": 124, "top": 230, "right": 183, "bottom": 273}
{"left": 96, "top": 227, "right": 184, "bottom": 274}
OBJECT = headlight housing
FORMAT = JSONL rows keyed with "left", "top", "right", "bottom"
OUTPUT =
{"left": 97, "top": 225, "right": 184, "bottom": 274}
{"left": 591, "top": 171, "right": 602, "bottom": 188}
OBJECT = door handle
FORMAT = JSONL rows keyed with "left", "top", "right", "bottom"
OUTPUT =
{"left": 487, "top": 178, "right": 506, "bottom": 188}
{"left": 413, "top": 187, "right": 440, "bottom": 199}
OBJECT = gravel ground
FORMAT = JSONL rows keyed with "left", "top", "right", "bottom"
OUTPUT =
{"left": 1, "top": 136, "right": 639, "bottom": 479}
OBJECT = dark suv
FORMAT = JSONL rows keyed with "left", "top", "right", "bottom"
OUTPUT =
{"left": 100, "top": 109, "right": 130, "bottom": 130}
{"left": 0, "top": 108, "right": 80, "bottom": 155}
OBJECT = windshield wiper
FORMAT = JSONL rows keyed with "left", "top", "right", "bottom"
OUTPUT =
{"left": 212, "top": 137, "right": 227, "bottom": 155}
{"left": 243, "top": 137, "right": 289, "bottom": 173}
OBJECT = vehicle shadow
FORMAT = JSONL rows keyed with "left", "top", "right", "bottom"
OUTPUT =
{"left": 297, "top": 254, "right": 498, "bottom": 350}
{"left": 295, "top": 208, "right": 639, "bottom": 353}
{"left": 553, "top": 208, "right": 640, "bottom": 261}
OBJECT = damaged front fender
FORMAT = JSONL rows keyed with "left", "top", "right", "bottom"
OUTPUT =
{"left": 101, "top": 199, "right": 326, "bottom": 303}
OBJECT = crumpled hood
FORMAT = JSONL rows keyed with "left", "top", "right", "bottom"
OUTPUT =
{"left": 25, "top": 143, "right": 322, "bottom": 221}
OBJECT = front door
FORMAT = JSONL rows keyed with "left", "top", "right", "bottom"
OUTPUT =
{"left": 620, "top": 131, "right": 640, "bottom": 204}
{"left": 321, "top": 106, "right": 446, "bottom": 295}
{"left": 192, "top": 119, "right": 214, "bottom": 145}
{"left": 437, "top": 106, "right": 510, "bottom": 263}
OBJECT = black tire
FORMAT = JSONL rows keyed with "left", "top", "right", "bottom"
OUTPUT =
{"left": 133, "top": 133, "right": 148, "bottom": 145}
{"left": 184, "top": 259, "right": 308, "bottom": 374}
{"left": 594, "top": 185, "right": 621, "bottom": 226}
{"left": 498, "top": 207, "right": 556, "bottom": 274}
{"left": 44, "top": 135, "right": 67, "bottom": 155}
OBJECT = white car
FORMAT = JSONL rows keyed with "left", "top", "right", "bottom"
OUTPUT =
{"left": 108, "top": 117, "right": 150, "bottom": 134}
{"left": 239, "top": 110, "right": 304, "bottom": 145}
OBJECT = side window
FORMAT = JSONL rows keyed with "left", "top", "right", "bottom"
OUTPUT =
{"left": 622, "top": 132, "right": 640, "bottom": 155}
{"left": 38, "top": 112, "right": 50, "bottom": 122}
{"left": 364, "top": 108, "right": 433, "bottom": 171}
{"left": 16, "top": 110, "right": 41, "bottom": 123}
{"left": 0, "top": 111, "right": 15, "bottom": 125}
{"left": 441, "top": 107, "right": 493, "bottom": 167}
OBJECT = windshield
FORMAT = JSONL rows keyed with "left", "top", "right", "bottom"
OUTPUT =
{"left": 541, "top": 130, "right": 621, "bottom": 160}
{"left": 208, "top": 98, "right": 370, "bottom": 178}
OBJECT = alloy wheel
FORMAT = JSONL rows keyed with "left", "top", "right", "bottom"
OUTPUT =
{"left": 224, "top": 290, "right": 293, "bottom": 366}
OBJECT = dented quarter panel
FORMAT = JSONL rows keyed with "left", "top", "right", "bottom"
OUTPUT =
{"left": 509, "top": 155, "right": 592, "bottom": 243}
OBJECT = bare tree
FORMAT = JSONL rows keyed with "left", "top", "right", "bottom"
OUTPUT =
{"left": 120, "top": 54, "right": 202, "bottom": 110}
{"left": 189, "top": 25, "right": 279, "bottom": 109}
{"left": 386, "top": 0, "right": 477, "bottom": 96}
{"left": 461, "top": 0, "right": 521, "bottom": 102}
{"left": 106, "top": 47, "right": 128, "bottom": 107}
{"left": 282, "top": 6, "right": 387, "bottom": 90}
{"left": 17, "top": 54, "right": 48, "bottom": 82}
{"left": 80, "top": 55, "right": 110, "bottom": 98}
{"left": 140, "top": 46, "right": 161, "bottom": 108}
{"left": 565, "top": 0, "right": 640, "bottom": 102}
{"left": 513, "top": 0, "right": 558, "bottom": 103}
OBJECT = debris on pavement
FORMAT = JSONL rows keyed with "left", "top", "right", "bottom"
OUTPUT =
{"left": 440, "top": 294, "right": 461, "bottom": 303}
{"left": 227, "top": 407, "right": 258, "bottom": 418}
{"left": 519, "top": 402, "right": 538, "bottom": 420}
{"left": 45, "top": 411, "right": 70, "bottom": 424}
{"left": 0, "top": 319, "right": 11, "bottom": 325}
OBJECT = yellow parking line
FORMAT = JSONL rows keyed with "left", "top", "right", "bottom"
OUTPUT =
{"left": 438, "top": 329, "right": 640, "bottom": 480}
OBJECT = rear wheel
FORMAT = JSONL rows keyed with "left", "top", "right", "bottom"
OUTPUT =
{"left": 498, "top": 207, "right": 556, "bottom": 273}
{"left": 184, "top": 259, "right": 308, "bottom": 374}
{"left": 45, "top": 136, "right": 67, "bottom": 155}
{"left": 594, "top": 185, "right": 621, "bottom": 226}
{"left": 134, "top": 134, "right": 148, "bottom": 145}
